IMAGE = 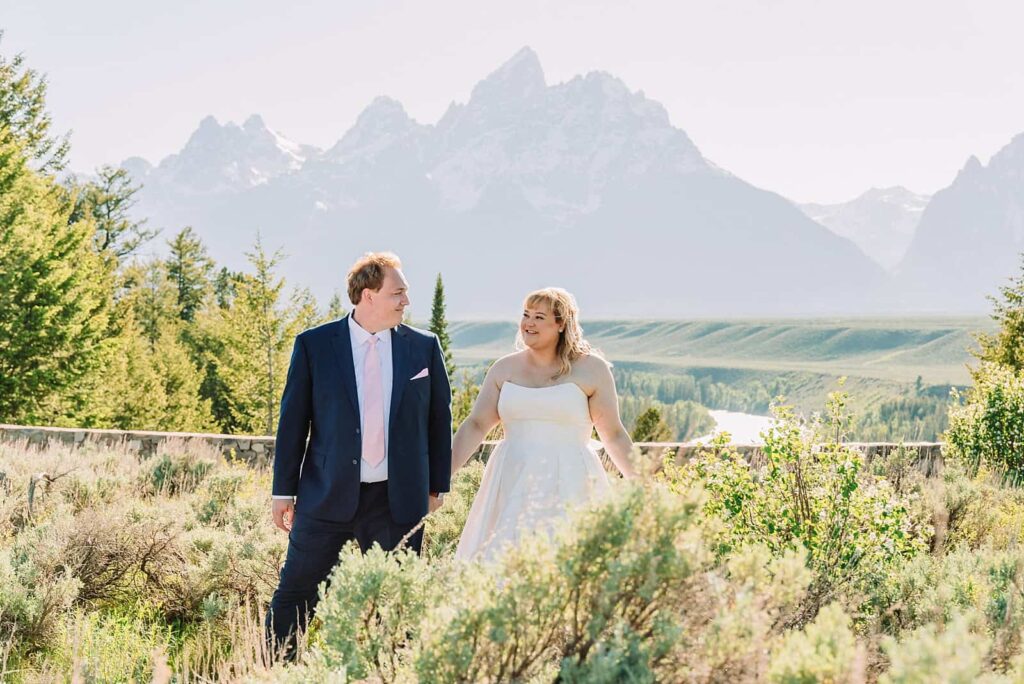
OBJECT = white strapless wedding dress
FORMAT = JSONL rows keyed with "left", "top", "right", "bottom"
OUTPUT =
{"left": 454, "top": 381, "right": 612, "bottom": 562}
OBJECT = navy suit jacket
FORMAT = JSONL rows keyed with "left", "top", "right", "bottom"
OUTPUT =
{"left": 272, "top": 315, "right": 453, "bottom": 524}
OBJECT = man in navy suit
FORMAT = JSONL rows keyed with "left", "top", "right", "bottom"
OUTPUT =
{"left": 265, "top": 252, "right": 452, "bottom": 656}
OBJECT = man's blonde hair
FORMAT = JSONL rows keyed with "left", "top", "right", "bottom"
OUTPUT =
{"left": 346, "top": 252, "right": 403, "bottom": 305}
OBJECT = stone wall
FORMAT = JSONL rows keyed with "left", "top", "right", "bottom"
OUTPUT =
{"left": 0, "top": 424, "right": 275, "bottom": 466}
{"left": 0, "top": 424, "right": 945, "bottom": 474}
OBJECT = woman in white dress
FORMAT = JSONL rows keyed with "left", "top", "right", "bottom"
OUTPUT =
{"left": 450, "top": 287, "right": 639, "bottom": 562}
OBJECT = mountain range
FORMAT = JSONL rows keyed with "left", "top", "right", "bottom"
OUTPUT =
{"left": 120, "top": 47, "right": 1023, "bottom": 317}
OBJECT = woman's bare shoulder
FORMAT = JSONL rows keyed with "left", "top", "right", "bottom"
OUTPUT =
{"left": 488, "top": 352, "right": 525, "bottom": 380}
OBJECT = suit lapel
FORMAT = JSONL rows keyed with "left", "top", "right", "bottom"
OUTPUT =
{"left": 390, "top": 325, "right": 410, "bottom": 431}
{"left": 331, "top": 315, "right": 361, "bottom": 419}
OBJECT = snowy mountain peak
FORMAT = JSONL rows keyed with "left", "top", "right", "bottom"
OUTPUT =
{"left": 326, "top": 96, "right": 423, "bottom": 162}
{"left": 470, "top": 46, "right": 546, "bottom": 104}
{"left": 800, "top": 185, "right": 931, "bottom": 271}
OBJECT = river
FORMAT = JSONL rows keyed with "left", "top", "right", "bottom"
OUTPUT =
{"left": 687, "top": 409, "right": 776, "bottom": 445}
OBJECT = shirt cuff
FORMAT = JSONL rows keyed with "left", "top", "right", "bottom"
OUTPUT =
{"left": 272, "top": 495, "right": 296, "bottom": 500}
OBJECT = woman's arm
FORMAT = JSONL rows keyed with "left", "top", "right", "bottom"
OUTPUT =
{"left": 451, "top": 363, "right": 503, "bottom": 474}
{"left": 587, "top": 360, "right": 639, "bottom": 479}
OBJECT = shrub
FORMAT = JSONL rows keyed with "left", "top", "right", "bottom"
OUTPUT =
{"left": 141, "top": 447, "right": 217, "bottom": 497}
{"left": 422, "top": 459, "right": 484, "bottom": 558}
{"left": 316, "top": 544, "right": 439, "bottom": 682}
{"left": 767, "top": 603, "right": 859, "bottom": 683}
{"left": 664, "top": 397, "right": 925, "bottom": 625}
{"left": 413, "top": 484, "right": 708, "bottom": 682}
{"left": 947, "top": 362, "right": 1024, "bottom": 484}
{"left": 880, "top": 613, "right": 991, "bottom": 684}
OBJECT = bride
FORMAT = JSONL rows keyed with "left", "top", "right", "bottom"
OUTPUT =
{"left": 450, "top": 287, "right": 638, "bottom": 562}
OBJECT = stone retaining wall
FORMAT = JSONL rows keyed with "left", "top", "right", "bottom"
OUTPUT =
{"left": 0, "top": 424, "right": 945, "bottom": 473}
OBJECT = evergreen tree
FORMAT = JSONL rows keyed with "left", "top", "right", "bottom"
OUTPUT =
{"left": 68, "top": 165, "right": 157, "bottom": 261}
{"left": 429, "top": 273, "right": 455, "bottom": 377}
{"left": 0, "top": 35, "right": 69, "bottom": 173}
{"left": 631, "top": 406, "right": 673, "bottom": 443}
{"left": 327, "top": 290, "right": 348, "bottom": 320}
{"left": 975, "top": 253, "right": 1024, "bottom": 372}
{"left": 212, "top": 266, "right": 239, "bottom": 309}
{"left": 166, "top": 227, "right": 214, "bottom": 322}
{"left": 292, "top": 286, "right": 323, "bottom": 332}
{"left": 0, "top": 132, "right": 112, "bottom": 423}
{"left": 117, "top": 261, "right": 178, "bottom": 345}
{"left": 150, "top": 323, "right": 216, "bottom": 432}
{"left": 212, "top": 236, "right": 299, "bottom": 435}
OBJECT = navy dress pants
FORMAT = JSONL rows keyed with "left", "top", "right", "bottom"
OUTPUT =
{"left": 264, "top": 481, "right": 424, "bottom": 658}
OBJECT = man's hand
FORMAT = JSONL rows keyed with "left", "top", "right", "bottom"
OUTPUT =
{"left": 428, "top": 493, "right": 444, "bottom": 514}
{"left": 272, "top": 498, "right": 295, "bottom": 532}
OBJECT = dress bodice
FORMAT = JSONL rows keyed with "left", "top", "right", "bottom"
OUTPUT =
{"left": 497, "top": 382, "right": 593, "bottom": 446}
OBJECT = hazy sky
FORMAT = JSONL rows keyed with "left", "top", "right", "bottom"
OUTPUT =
{"left": 4, "top": 0, "right": 1022, "bottom": 203}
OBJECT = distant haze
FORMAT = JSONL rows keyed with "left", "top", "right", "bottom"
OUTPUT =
{"left": 3, "top": 0, "right": 1024, "bottom": 203}
{"left": 108, "top": 47, "right": 1024, "bottom": 317}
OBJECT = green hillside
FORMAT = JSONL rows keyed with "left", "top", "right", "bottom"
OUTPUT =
{"left": 450, "top": 317, "right": 989, "bottom": 386}
{"left": 449, "top": 317, "right": 992, "bottom": 441}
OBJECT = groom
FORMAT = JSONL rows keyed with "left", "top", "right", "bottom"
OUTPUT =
{"left": 265, "top": 251, "right": 452, "bottom": 655}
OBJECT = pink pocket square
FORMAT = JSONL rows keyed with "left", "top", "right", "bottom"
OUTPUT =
{"left": 410, "top": 368, "right": 429, "bottom": 380}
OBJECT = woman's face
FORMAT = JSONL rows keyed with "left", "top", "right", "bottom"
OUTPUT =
{"left": 520, "top": 301, "right": 563, "bottom": 351}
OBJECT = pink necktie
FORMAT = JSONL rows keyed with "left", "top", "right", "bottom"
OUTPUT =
{"left": 361, "top": 336, "right": 386, "bottom": 467}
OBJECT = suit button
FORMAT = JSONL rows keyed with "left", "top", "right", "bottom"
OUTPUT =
{"left": 352, "top": 459, "right": 357, "bottom": 465}
{"left": 355, "top": 428, "right": 360, "bottom": 434}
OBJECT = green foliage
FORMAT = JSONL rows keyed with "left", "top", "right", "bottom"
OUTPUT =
{"left": 631, "top": 406, "right": 673, "bottom": 442}
{"left": 327, "top": 290, "right": 347, "bottom": 319}
{"left": 166, "top": 226, "right": 214, "bottom": 322}
{"left": 450, "top": 370, "right": 481, "bottom": 431}
{"left": 975, "top": 253, "right": 1024, "bottom": 372}
{"left": 0, "top": 440, "right": 284, "bottom": 677}
{"left": 880, "top": 613, "right": 991, "bottom": 684}
{"left": 0, "top": 34, "right": 69, "bottom": 173}
{"left": 316, "top": 545, "right": 437, "bottom": 682}
{"left": 430, "top": 272, "right": 455, "bottom": 377}
{"left": 414, "top": 485, "right": 706, "bottom": 682}
{"left": 67, "top": 164, "right": 157, "bottom": 261}
{"left": 664, "top": 394, "right": 925, "bottom": 624}
{"left": 0, "top": 131, "right": 113, "bottom": 425}
{"left": 947, "top": 362, "right": 1024, "bottom": 483}
{"left": 422, "top": 460, "right": 484, "bottom": 558}
{"left": 206, "top": 237, "right": 304, "bottom": 435}
{"left": 142, "top": 444, "right": 218, "bottom": 496}
{"left": 767, "top": 603, "right": 858, "bottom": 683}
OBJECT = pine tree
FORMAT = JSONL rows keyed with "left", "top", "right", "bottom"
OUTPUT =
{"left": 67, "top": 165, "right": 157, "bottom": 261}
{"left": 429, "top": 273, "right": 455, "bottom": 377}
{"left": 327, "top": 290, "right": 348, "bottom": 320}
{"left": 166, "top": 227, "right": 214, "bottom": 322}
{"left": 0, "top": 34, "right": 70, "bottom": 173}
{"left": 0, "top": 131, "right": 112, "bottom": 423}
{"left": 116, "top": 261, "right": 178, "bottom": 345}
{"left": 212, "top": 236, "right": 300, "bottom": 435}
{"left": 292, "top": 286, "right": 323, "bottom": 332}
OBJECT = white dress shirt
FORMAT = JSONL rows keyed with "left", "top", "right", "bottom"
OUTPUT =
{"left": 347, "top": 315, "right": 393, "bottom": 483}
{"left": 273, "top": 316, "right": 392, "bottom": 500}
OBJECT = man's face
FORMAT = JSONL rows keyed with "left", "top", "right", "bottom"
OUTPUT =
{"left": 366, "top": 267, "right": 410, "bottom": 328}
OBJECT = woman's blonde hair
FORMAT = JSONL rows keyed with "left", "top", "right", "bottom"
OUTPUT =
{"left": 515, "top": 287, "right": 603, "bottom": 379}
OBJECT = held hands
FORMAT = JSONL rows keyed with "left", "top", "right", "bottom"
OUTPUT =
{"left": 272, "top": 498, "right": 295, "bottom": 532}
{"left": 428, "top": 493, "right": 444, "bottom": 514}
